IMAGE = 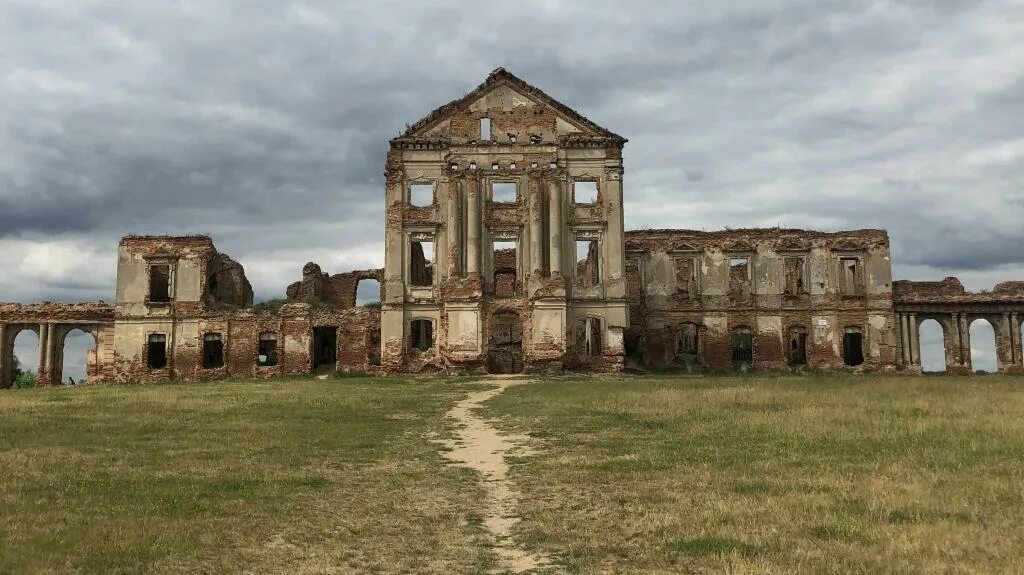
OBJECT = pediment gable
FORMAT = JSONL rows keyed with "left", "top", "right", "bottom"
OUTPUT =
{"left": 398, "top": 68, "right": 624, "bottom": 144}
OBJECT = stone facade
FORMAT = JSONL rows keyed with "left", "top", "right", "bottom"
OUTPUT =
{"left": 2, "top": 68, "right": 1023, "bottom": 386}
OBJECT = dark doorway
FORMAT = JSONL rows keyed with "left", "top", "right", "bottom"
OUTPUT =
{"left": 147, "top": 334, "right": 167, "bottom": 370}
{"left": 788, "top": 327, "right": 808, "bottom": 367}
{"left": 843, "top": 328, "right": 864, "bottom": 366}
{"left": 731, "top": 327, "right": 753, "bottom": 369}
{"left": 202, "top": 333, "right": 224, "bottom": 369}
{"left": 313, "top": 327, "right": 338, "bottom": 370}
{"left": 488, "top": 312, "right": 523, "bottom": 374}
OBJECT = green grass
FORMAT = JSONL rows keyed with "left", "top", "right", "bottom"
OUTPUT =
{"left": 0, "top": 377, "right": 493, "bottom": 574}
{"left": 483, "top": 374, "right": 1024, "bottom": 573}
{"left": 3, "top": 374, "right": 1024, "bottom": 574}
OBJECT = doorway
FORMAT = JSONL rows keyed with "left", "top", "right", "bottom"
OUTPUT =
{"left": 313, "top": 327, "right": 338, "bottom": 371}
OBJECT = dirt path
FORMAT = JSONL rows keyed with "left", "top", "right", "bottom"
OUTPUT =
{"left": 437, "top": 378, "right": 548, "bottom": 573}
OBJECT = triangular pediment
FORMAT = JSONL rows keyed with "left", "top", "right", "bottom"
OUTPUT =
{"left": 397, "top": 68, "right": 624, "bottom": 143}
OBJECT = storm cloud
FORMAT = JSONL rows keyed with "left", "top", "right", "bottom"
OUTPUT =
{"left": 2, "top": 0, "right": 1024, "bottom": 305}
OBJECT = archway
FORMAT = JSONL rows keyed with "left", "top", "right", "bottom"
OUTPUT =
{"left": 488, "top": 311, "right": 523, "bottom": 374}
{"left": 969, "top": 319, "right": 997, "bottom": 373}
{"left": 12, "top": 328, "right": 40, "bottom": 387}
{"left": 59, "top": 328, "right": 97, "bottom": 385}
{"left": 918, "top": 319, "right": 946, "bottom": 373}
{"left": 356, "top": 278, "right": 381, "bottom": 308}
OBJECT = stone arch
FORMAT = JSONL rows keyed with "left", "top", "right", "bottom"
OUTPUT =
{"left": 967, "top": 316, "right": 999, "bottom": 373}
{"left": 55, "top": 325, "right": 100, "bottom": 385}
{"left": 916, "top": 317, "right": 947, "bottom": 373}
{"left": 3, "top": 324, "right": 40, "bottom": 387}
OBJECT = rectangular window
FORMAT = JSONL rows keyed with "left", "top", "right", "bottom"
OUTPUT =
{"left": 149, "top": 264, "right": 171, "bottom": 303}
{"left": 731, "top": 328, "right": 753, "bottom": 367}
{"left": 575, "top": 239, "right": 600, "bottom": 288}
{"left": 410, "top": 237, "right": 434, "bottom": 286}
{"left": 674, "top": 257, "right": 696, "bottom": 297}
{"left": 491, "top": 182, "right": 517, "bottom": 203}
{"left": 480, "top": 117, "right": 491, "bottom": 141}
{"left": 843, "top": 328, "right": 864, "bottom": 366}
{"left": 409, "top": 183, "right": 434, "bottom": 207}
{"left": 729, "top": 257, "right": 750, "bottom": 296}
{"left": 784, "top": 257, "right": 806, "bottom": 295}
{"left": 492, "top": 240, "right": 517, "bottom": 297}
{"left": 409, "top": 319, "right": 434, "bottom": 352}
{"left": 202, "top": 333, "right": 224, "bottom": 369}
{"left": 577, "top": 317, "right": 602, "bottom": 357}
{"left": 147, "top": 334, "right": 167, "bottom": 369}
{"left": 573, "top": 181, "right": 598, "bottom": 204}
{"left": 258, "top": 332, "right": 278, "bottom": 367}
{"left": 840, "top": 257, "right": 861, "bottom": 295}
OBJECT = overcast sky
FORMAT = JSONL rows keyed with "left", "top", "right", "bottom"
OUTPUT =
{"left": 3, "top": 1, "right": 1023, "bottom": 373}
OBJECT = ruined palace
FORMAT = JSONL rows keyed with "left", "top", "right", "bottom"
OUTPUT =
{"left": 2, "top": 69, "right": 1023, "bottom": 387}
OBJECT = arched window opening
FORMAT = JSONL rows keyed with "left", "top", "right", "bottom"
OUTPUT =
{"left": 202, "top": 333, "right": 224, "bottom": 369}
{"left": 731, "top": 327, "right": 753, "bottom": 369}
{"left": 258, "top": 332, "right": 278, "bottom": 367}
{"left": 918, "top": 319, "right": 946, "bottom": 373}
{"left": 61, "top": 329, "right": 97, "bottom": 385}
{"left": 787, "top": 326, "right": 808, "bottom": 367}
{"left": 12, "top": 329, "right": 40, "bottom": 387}
{"left": 357, "top": 278, "right": 381, "bottom": 308}
{"left": 969, "top": 319, "right": 997, "bottom": 373}
{"left": 843, "top": 326, "right": 864, "bottom": 366}
{"left": 409, "top": 319, "right": 434, "bottom": 352}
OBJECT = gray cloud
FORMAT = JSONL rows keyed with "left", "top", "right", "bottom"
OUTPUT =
{"left": 2, "top": 0, "right": 1023, "bottom": 304}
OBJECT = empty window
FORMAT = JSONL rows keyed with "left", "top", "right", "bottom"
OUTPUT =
{"left": 577, "top": 317, "right": 602, "bottom": 357}
{"left": 149, "top": 264, "right": 171, "bottom": 303}
{"left": 674, "top": 257, "right": 696, "bottom": 297}
{"left": 410, "top": 237, "right": 434, "bottom": 286}
{"left": 409, "top": 183, "right": 434, "bottom": 207}
{"left": 202, "top": 333, "right": 224, "bottom": 369}
{"left": 357, "top": 278, "right": 381, "bottom": 307}
{"left": 480, "top": 117, "right": 491, "bottom": 140}
{"left": 840, "top": 257, "right": 862, "bottom": 295}
{"left": 409, "top": 319, "right": 433, "bottom": 352}
{"left": 575, "top": 239, "right": 600, "bottom": 288}
{"left": 491, "top": 182, "right": 517, "bottom": 203}
{"left": 492, "top": 240, "right": 517, "bottom": 298}
{"left": 731, "top": 327, "right": 753, "bottom": 367}
{"left": 574, "top": 181, "right": 598, "bottom": 204}
{"left": 147, "top": 334, "right": 167, "bottom": 369}
{"left": 788, "top": 327, "right": 808, "bottom": 366}
{"left": 843, "top": 327, "right": 864, "bottom": 366}
{"left": 784, "top": 257, "right": 806, "bottom": 295}
{"left": 676, "top": 323, "right": 699, "bottom": 357}
{"left": 258, "top": 332, "right": 278, "bottom": 367}
{"left": 729, "top": 257, "right": 750, "bottom": 297}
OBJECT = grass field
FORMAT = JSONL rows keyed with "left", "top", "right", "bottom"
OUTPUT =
{"left": 2, "top": 374, "right": 1024, "bottom": 574}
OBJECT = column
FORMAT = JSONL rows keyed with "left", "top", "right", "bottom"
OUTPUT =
{"left": 959, "top": 314, "right": 972, "bottom": 370}
{"left": 37, "top": 323, "right": 48, "bottom": 378}
{"left": 1000, "top": 312, "right": 1013, "bottom": 371}
{"left": 529, "top": 175, "right": 543, "bottom": 276}
{"left": 466, "top": 175, "right": 480, "bottom": 277}
{"left": 908, "top": 313, "right": 919, "bottom": 367}
{"left": 949, "top": 313, "right": 962, "bottom": 366}
{"left": 1012, "top": 313, "right": 1023, "bottom": 367}
{"left": 548, "top": 179, "right": 562, "bottom": 276}
{"left": 445, "top": 178, "right": 460, "bottom": 277}
{"left": 0, "top": 323, "right": 7, "bottom": 387}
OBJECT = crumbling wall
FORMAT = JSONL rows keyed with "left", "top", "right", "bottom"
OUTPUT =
{"left": 286, "top": 263, "right": 383, "bottom": 309}
{"left": 625, "top": 228, "right": 897, "bottom": 371}
{"left": 207, "top": 252, "right": 254, "bottom": 308}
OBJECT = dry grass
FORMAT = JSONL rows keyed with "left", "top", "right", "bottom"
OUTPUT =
{"left": 4, "top": 374, "right": 1024, "bottom": 574}
{"left": 484, "top": 374, "right": 1024, "bottom": 574}
{"left": 0, "top": 377, "right": 493, "bottom": 574}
